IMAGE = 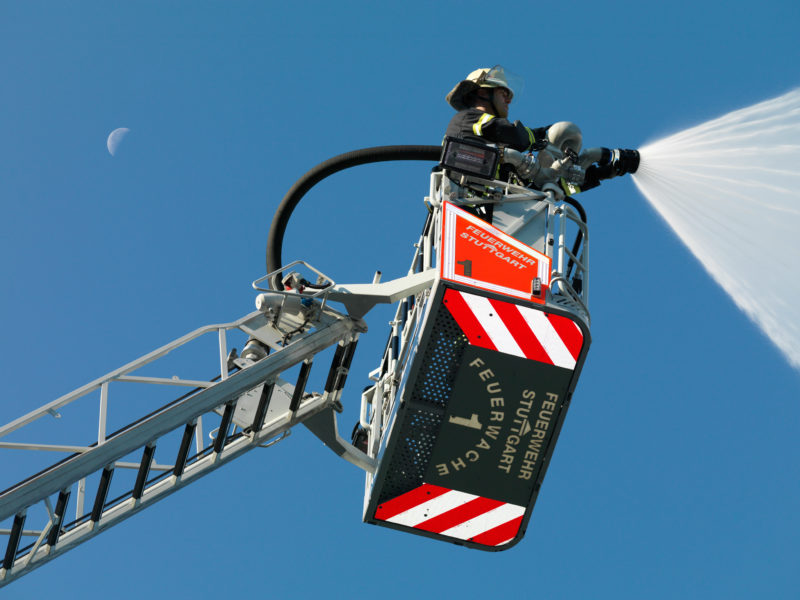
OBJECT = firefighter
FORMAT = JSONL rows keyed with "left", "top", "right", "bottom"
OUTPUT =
{"left": 445, "top": 65, "right": 547, "bottom": 154}
{"left": 444, "top": 65, "right": 638, "bottom": 193}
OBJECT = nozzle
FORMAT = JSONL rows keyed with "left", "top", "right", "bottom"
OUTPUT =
{"left": 612, "top": 148, "right": 640, "bottom": 175}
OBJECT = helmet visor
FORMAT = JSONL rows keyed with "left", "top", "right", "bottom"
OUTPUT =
{"left": 483, "top": 65, "right": 524, "bottom": 100}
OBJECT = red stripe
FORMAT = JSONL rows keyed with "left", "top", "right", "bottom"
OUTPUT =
{"left": 374, "top": 483, "right": 451, "bottom": 521}
{"left": 469, "top": 515, "right": 524, "bottom": 546}
{"left": 545, "top": 313, "right": 584, "bottom": 360}
{"left": 442, "top": 289, "right": 497, "bottom": 351}
{"left": 414, "top": 496, "right": 505, "bottom": 534}
{"left": 488, "top": 299, "right": 553, "bottom": 364}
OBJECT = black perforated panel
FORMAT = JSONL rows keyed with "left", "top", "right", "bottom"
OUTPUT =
{"left": 409, "top": 306, "right": 468, "bottom": 408}
{"left": 375, "top": 301, "right": 467, "bottom": 504}
{"left": 375, "top": 409, "right": 442, "bottom": 504}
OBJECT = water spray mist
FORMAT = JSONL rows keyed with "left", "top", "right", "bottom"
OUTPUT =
{"left": 631, "top": 89, "right": 800, "bottom": 369}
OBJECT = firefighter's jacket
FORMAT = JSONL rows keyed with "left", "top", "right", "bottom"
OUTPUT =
{"left": 444, "top": 108, "right": 548, "bottom": 152}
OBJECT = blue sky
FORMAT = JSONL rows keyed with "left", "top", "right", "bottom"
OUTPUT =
{"left": 1, "top": 1, "right": 798, "bottom": 598}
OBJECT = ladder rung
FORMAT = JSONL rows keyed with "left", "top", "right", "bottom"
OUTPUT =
{"left": 46, "top": 490, "right": 70, "bottom": 547}
{"left": 173, "top": 423, "right": 196, "bottom": 477}
{"left": 323, "top": 344, "right": 346, "bottom": 393}
{"left": 250, "top": 382, "right": 274, "bottom": 433}
{"left": 333, "top": 340, "right": 358, "bottom": 392}
{"left": 91, "top": 466, "right": 114, "bottom": 522}
{"left": 132, "top": 445, "right": 156, "bottom": 500}
{"left": 289, "top": 360, "right": 313, "bottom": 412}
{"left": 213, "top": 403, "right": 235, "bottom": 454}
{"left": 2, "top": 512, "right": 26, "bottom": 570}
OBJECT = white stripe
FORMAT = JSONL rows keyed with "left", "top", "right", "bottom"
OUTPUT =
{"left": 386, "top": 490, "right": 477, "bottom": 528}
{"left": 538, "top": 257, "right": 550, "bottom": 284}
{"left": 442, "top": 206, "right": 454, "bottom": 278}
{"left": 440, "top": 503, "right": 525, "bottom": 541}
{"left": 460, "top": 293, "right": 525, "bottom": 358}
{"left": 517, "top": 306, "right": 576, "bottom": 369}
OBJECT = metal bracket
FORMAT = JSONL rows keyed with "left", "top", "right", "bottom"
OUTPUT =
{"left": 325, "top": 269, "right": 438, "bottom": 319}
{"left": 303, "top": 406, "right": 377, "bottom": 473}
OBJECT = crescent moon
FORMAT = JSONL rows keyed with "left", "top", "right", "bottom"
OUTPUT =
{"left": 107, "top": 128, "right": 130, "bottom": 156}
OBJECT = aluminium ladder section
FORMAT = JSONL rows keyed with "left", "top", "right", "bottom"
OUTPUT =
{"left": 0, "top": 300, "right": 364, "bottom": 587}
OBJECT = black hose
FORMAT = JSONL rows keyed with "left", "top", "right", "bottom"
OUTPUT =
{"left": 266, "top": 145, "right": 442, "bottom": 288}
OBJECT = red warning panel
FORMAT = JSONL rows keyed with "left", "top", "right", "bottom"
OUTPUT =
{"left": 442, "top": 288, "right": 583, "bottom": 370}
{"left": 440, "top": 201, "right": 551, "bottom": 303}
{"left": 374, "top": 483, "right": 525, "bottom": 548}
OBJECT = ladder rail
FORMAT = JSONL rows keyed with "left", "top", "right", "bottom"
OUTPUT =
{"left": 0, "top": 311, "right": 270, "bottom": 441}
{"left": 0, "top": 388, "right": 334, "bottom": 585}
{"left": 0, "top": 314, "right": 356, "bottom": 522}
{"left": 0, "top": 309, "right": 365, "bottom": 587}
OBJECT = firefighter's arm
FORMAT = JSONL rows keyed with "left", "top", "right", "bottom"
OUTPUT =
{"left": 474, "top": 114, "right": 550, "bottom": 152}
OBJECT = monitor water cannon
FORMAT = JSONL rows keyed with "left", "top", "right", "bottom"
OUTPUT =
{"left": 544, "top": 121, "right": 640, "bottom": 183}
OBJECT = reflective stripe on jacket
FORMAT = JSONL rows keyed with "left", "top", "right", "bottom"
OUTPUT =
{"left": 445, "top": 108, "right": 547, "bottom": 153}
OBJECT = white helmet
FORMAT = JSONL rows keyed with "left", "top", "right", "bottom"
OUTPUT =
{"left": 446, "top": 65, "right": 522, "bottom": 110}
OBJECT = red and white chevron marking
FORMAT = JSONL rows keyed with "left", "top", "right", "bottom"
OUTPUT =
{"left": 443, "top": 288, "right": 584, "bottom": 370}
{"left": 374, "top": 483, "right": 524, "bottom": 547}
